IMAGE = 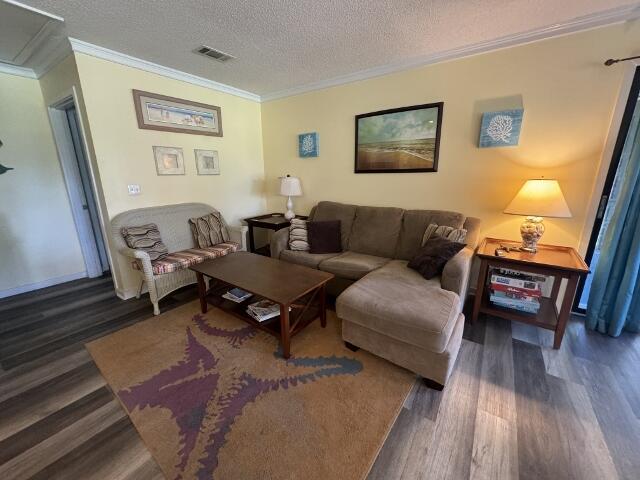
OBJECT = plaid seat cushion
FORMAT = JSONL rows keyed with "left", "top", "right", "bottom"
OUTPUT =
{"left": 131, "top": 242, "right": 239, "bottom": 275}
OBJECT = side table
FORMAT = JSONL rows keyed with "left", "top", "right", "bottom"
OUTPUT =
{"left": 243, "top": 213, "right": 307, "bottom": 256}
{"left": 471, "top": 237, "right": 589, "bottom": 349}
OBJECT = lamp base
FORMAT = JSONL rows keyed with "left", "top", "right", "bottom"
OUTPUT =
{"left": 284, "top": 196, "right": 295, "bottom": 220}
{"left": 520, "top": 216, "right": 545, "bottom": 253}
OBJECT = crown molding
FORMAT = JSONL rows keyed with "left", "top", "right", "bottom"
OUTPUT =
{"left": 68, "top": 38, "right": 261, "bottom": 102}
{"left": 0, "top": 62, "right": 37, "bottom": 79}
{"left": 261, "top": 4, "right": 640, "bottom": 102}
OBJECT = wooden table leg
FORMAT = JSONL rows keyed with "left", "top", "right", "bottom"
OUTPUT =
{"left": 554, "top": 274, "right": 579, "bottom": 349}
{"left": 319, "top": 284, "right": 327, "bottom": 328}
{"left": 471, "top": 259, "right": 489, "bottom": 323}
{"left": 196, "top": 272, "right": 208, "bottom": 314}
{"left": 248, "top": 224, "right": 256, "bottom": 253}
{"left": 280, "top": 303, "right": 291, "bottom": 359}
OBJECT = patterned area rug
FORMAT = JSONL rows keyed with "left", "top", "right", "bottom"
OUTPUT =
{"left": 87, "top": 301, "right": 414, "bottom": 480}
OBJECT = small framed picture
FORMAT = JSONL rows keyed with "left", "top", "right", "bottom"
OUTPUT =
{"left": 298, "top": 132, "right": 319, "bottom": 157}
{"left": 153, "top": 146, "right": 185, "bottom": 175}
{"left": 195, "top": 149, "right": 220, "bottom": 175}
{"left": 479, "top": 109, "right": 524, "bottom": 148}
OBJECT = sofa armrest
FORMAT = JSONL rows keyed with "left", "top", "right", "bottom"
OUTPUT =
{"left": 441, "top": 247, "right": 474, "bottom": 299}
{"left": 270, "top": 228, "right": 290, "bottom": 259}
{"left": 120, "top": 247, "right": 154, "bottom": 277}
{"left": 228, "top": 225, "right": 249, "bottom": 251}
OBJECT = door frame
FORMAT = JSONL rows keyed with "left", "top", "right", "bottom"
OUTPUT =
{"left": 574, "top": 61, "right": 640, "bottom": 312}
{"left": 48, "top": 87, "right": 111, "bottom": 278}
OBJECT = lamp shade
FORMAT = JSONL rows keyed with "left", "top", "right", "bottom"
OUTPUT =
{"left": 280, "top": 175, "right": 302, "bottom": 197}
{"left": 504, "top": 179, "right": 572, "bottom": 218}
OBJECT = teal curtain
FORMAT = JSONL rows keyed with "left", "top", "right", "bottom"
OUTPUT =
{"left": 586, "top": 118, "right": 640, "bottom": 337}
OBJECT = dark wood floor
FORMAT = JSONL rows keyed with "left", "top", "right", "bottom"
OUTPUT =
{"left": 1, "top": 276, "right": 639, "bottom": 479}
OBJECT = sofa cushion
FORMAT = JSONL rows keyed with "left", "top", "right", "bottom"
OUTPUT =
{"left": 121, "top": 223, "right": 169, "bottom": 261}
{"left": 189, "top": 212, "right": 229, "bottom": 248}
{"left": 132, "top": 242, "right": 239, "bottom": 275}
{"left": 395, "top": 210, "right": 466, "bottom": 260}
{"left": 308, "top": 220, "right": 342, "bottom": 254}
{"left": 408, "top": 236, "right": 466, "bottom": 279}
{"left": 319, "top": 251, "right": 390, "bottom": 280}
{"left": 280, "top": 249, "right": 340, "bottom": 269}
{"left": 312, "top": 201, "right": 357, "bottom": 250}
{"left": 422, "top": 224, "right": 467, "bottom": 245}
{"left": 348, "top": 206, "right": 404, "bottom": 258}
{"left": 288, "top": 219, "right": 309, "bottom": 251}
{"left": 336, "top": 260, "right": 461, "bottom": 353}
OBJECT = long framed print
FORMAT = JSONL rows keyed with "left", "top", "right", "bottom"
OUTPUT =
{"left": 355, "top": 102, "right": 443, "bottom": 173}
{"left": 133, "top": 90, "right": 222, "bottom": 137}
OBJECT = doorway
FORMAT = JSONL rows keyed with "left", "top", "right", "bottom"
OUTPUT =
{"left": 49, "top": 90, "right": 109, "bottom": 278}
{"left": 574, "top": 66, "right": 640, "bottom": 312}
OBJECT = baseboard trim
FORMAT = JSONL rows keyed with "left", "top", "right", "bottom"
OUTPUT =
{"left": 0, "top": 271, "right": 87, "bottom": 299}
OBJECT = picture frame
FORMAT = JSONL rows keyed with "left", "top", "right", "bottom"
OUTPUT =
{"left": 355, "top": 102, "right": 443, "bottom": 173}
{"left": 153, "top": 146, "right": 185, "bottom": 175}
{"left": 478, "top": 109, "right": 524, "bottom": 148}
{"left": 133, "top": 90, "right": 223, "bottom": 137}
{"left": 195, "top": 149, "right": 220, "bottom": 175}
{"left": 298, "top": 132, "right": 319, "bottom": 157}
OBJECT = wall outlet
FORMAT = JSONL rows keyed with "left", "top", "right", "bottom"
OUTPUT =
{"left": 127, "top": 184, "right": 141, "bottom": 195}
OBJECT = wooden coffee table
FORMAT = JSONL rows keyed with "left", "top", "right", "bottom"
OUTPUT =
{"left": 190, "top": 252, "right": 334, "bottom": 358}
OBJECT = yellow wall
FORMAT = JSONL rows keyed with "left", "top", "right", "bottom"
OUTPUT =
{"left": 261, "top": 22, "right": 640, "bottom": 250}
{"left": 73, "top": 53, "right": 265, "bottom": 295}
{"left": 0, "top": 72, "right": 85, "bottom": 294}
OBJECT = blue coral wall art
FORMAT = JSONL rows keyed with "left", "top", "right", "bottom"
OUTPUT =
{"left": 298, "top": 132, "right": 319, "bottom": 157}
{"left": 479, "top": 109, "right": 524, "bottom": 148}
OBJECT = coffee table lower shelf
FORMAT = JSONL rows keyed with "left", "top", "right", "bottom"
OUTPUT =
{"left": 197, "top": 277, "right": 326, "bottom": 358}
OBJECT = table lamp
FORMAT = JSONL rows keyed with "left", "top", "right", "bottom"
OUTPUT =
{"left": 503, "top": 179, "right": 572, "bottom": 252}
{"left": 280, "top": 175, "right": 302, "bottom": 220}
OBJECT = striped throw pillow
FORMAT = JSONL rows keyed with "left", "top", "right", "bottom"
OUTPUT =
{"left": 288, "top": 218, "right": 310, "bottom": 251}
{"left": 422, "top": 223, "right": 467, "bottom": 245}
{"left": 189, "top": 212, "right": 230, "bottom": 248}
{"left": 121, "top": 223, "right": 169, "bottom": 261}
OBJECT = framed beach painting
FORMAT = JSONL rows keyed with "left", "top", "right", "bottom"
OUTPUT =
{"left": 355, "top": 102, "right": 443, "bottom": 173}
{"left": 133, "top": 90, "right": 223, "bottom": 137}
{"left": 195, "top": 149, "right": 220, "bottom": 175}
{"left": 153, "top": 146, "right": 185, "bottom": 175}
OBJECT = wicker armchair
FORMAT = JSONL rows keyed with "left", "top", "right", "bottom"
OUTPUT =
{"left": 111, "top": 203, "right": 247, "bottom": 315}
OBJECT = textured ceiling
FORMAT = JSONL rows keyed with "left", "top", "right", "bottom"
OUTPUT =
{"left": 19, "top": 0, "right": 640, "bottom": 95}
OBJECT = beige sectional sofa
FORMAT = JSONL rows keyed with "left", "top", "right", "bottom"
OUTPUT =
{"left": 271, "top": 201, "right": 480, "bottom": 388}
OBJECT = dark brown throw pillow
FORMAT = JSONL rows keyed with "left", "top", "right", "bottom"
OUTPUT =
{"left": 307, "top": 220, "right": 342, "bottom": 254}
{"left": 408, "top": 236, "right": 465, "bottom": 279}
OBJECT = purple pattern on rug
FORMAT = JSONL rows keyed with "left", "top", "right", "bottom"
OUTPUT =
{"left": 117, "top": 315, "right": 362, "bottom": 480}
{"left": 193, "top": 313, "right": 256, "bottom": 347}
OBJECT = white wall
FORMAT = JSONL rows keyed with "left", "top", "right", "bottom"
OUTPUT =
{"left": 0, "top": 72, "right": 85, "bottom": 296}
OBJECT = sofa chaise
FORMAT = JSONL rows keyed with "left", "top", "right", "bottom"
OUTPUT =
{"left": 271, "top": 201, "right": 480, "bottom": 388}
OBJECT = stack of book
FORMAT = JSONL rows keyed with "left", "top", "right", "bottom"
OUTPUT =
{"left": 222, "top": 288, "right": 253, "bottom": 303}
{"left": 489, "top": 269, "right": 543, "bottom": 314}
{"left": 247, "top": 299, "right": 282, "bottom": 322}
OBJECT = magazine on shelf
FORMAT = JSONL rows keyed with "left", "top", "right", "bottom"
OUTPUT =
{"left": 490, "top": 294, "right": 540, "bottom": 314}
{"left": 491, "top": 282, "right": 542, "bottom": 298}
{"left": 222, "top": 288, "right": 253, "bottom": 303}
{"left": 495, "top": 268, "right": 547, "bottom": 283}
{"left": 490, "top": 274, "right": 540, "bottom": 291}
{"left": 246, "top": 300, "right": 290, "bottom": 322}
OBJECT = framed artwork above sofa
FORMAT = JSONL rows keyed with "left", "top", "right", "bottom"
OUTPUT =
{"left": 354, "top": 102, "right": 443, "bottom": 173}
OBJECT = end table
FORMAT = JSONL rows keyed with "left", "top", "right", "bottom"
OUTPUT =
{"left": 243, "top": 213, "right": 308, "bottom": 256}
{"left": 471, "top": 237, "right": 589, "bottom": 349}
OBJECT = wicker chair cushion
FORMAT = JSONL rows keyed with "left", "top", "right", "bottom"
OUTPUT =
{"left": 121, "top": 223, "right": 169, "bottom": 261}
{"left": 132, "top": 242, "right": 239, "bottom": 275}
{"left": 189, "top": 212, "right": 230, "bottom": 248}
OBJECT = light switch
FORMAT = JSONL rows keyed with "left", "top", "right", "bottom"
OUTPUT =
{"left": 127, "top": 184, "right": 141, "bottom": 195}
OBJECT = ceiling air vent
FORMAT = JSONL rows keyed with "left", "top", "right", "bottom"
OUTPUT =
{"left": 194, "top": 45, "right": 234, "bottom": 62}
